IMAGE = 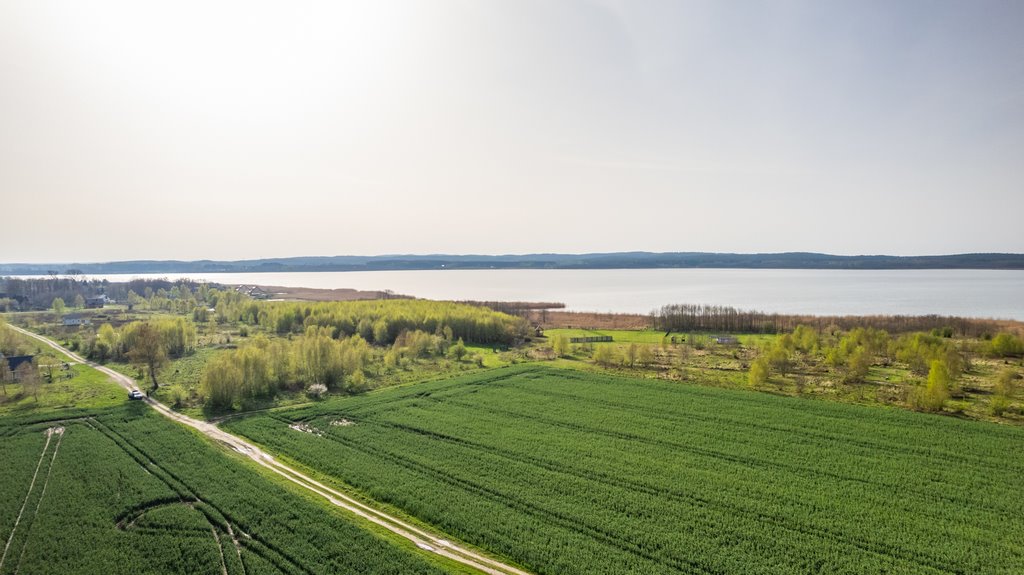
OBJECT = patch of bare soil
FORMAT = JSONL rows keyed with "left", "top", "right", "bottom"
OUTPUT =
{"left": 288, "top": 422, "right": 322, "bottom": 436}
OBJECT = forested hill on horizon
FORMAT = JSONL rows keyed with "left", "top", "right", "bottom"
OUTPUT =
{"left": 3, "top": 252, "right": 1024, "bottom": 275}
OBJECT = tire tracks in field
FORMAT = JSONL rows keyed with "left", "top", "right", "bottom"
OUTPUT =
{"left": 541, "top": 369, "right": 1024, "bottom": 474}
{"left": 0, "top": 429, "right": 53, "bottom": 573}
{"left": 12, "top": 427, "right": 63, "bottom": 575}
{"left": 429, "top": 395, "right": 1016, "bottom": 570}
{"left": 435, "top": 390, "right": 1022, "bottom": 519}
{"left": 498, "top": 381, "right": 1024, "bottom": 500}
{"left": 90, "top": 418, "right": 311, "bottom": 575}
{"left": 269, "top": 414, "right": 720, "bottom": 575}
{"left": 9, "top": 325, "right": 531, "bottom": 575}
{"left": 339, "top": 413, "right": 964, "bottom": 575}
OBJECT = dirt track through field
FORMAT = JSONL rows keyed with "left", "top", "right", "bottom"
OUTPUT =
{"left": 10, "top": 325, "right": 532, "bottom": 575}
{"left": 0, "top": 430, "right": 52, "bottom": 572}
{"left": 13, "top": 428, "right": 63, "bottom": 575}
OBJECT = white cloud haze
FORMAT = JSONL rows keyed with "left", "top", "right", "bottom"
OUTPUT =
{"left": 1, "top": 0, "right": 1022, "bottom": 262}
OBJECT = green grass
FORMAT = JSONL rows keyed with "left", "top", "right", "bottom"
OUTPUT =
{"left": 0, "top": 364, "right": 125, "bottom": 417}
{"left": 226, "top": 364, "right": 1024, "bottom": 575}
{"left": 544, "top": 328, "right": 677, "bottom": 343}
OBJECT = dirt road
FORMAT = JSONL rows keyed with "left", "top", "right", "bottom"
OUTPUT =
{"left": 10, "top": 324, "right": 532, "bottom": 575}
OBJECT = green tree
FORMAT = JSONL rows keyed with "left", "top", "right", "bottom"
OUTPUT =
{"left": 792, "top": 325, "right": 819, "bottom": 353}
{"left": 552, "top": 335, "right": 570, "bottom": 358}
{"left": 348, "top": 369, "right": 367, "bottom": 391}
{"left": 593, "top": 345, "right": 619, "bottom": 366}
{"left": 989, "top": 333, "right": 1024, "bottom": 357}
{"left": 912, "top": 359, "right": 952, "bottom": 412}
{"left": 637, "top": 345, "right": 655, "bottom": 367}
{"left": 19, "top": 362, "right": 40, "bottom": 401}
{"left": 626, "top": 343, "right": 639, "bottom": 368}
{"left": 296, "top": 326, "right": 344, "bottom": 388}
{"left": 51, "top": 297, "right": 66, "bottom": 314}
{"left": 73, "top": 294, "right": 85, "bottom": 309}
{"left": 768, "top": 346, "right": 793, "bottom": 377}
{"left": 372, "top": 319, "right": 389, "bottom": 344}
{"left": 449, "top": 338, "right": 468, "bottom": 362}
{"left": 991, "top": 368, "right": 1018, "bottom": 415}
{"left": 844, "top": 347, "right": 871, "bottom": 383}
{"left": 994, "top": 368, "right": 1018, "bottom": 398}
{"left": 127, "top": 323, "right": 168, "bottom": 390}
{"left": 201, "top": 354, "right": 243, "bottom": 409}
{"left": 37, "top": 354, "right": 59, "bottom": 382}
{"left": 0, "top": 361, "right": 12, "bottom": 398}
{"left": 749, "top": 357, "right": 770, "bottom": 387}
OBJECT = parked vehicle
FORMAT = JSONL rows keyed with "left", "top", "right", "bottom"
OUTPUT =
{"left": 128, "top": 389, "right": 145, "bottom": 400}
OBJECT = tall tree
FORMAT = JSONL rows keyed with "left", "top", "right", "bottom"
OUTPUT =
{"left": 626, "top": 343, "right": 639, "bottom": 368}
{"left": 921, "top": 359, "right": 952, "bottom": 412}
{"left": 637, "top": 345, "right": 655, "bottom": 367}
{"left": 749, "top": 357, "right": 770, "bottom": 387}
{"left": 0, "top": 361, "right": 11, "bottom": 397}
{"left": 18, "top": 362, "right": 40, "bottom": 401}
{"left": 127, "top": 323, "right": 168, "bottom": 390}
{"left": 37, "top": 354, "right": 59, "bottom": 382}
{"left": 449, "top": 338, "right": 467, "bottom": 362}
{"left": 552, "top": 335, "right": 570, "bottom": 357}
{"left": 51, "top": 297, "right": 66, "bottom": 314}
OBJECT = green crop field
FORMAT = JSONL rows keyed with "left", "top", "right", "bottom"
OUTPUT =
{"left": 0, "top": 404, "right": 460, "bottom": 575}
{"left": 226, "top": 365, "right": 1024, "bottom": 575}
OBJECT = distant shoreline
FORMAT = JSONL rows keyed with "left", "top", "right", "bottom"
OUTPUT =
{"left": 3, "top": 251, "right": 1024, "bottom": 275}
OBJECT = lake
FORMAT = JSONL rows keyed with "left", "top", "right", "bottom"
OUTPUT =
{"left": 60, "top": 269, "right": 1024, "bottom": 320}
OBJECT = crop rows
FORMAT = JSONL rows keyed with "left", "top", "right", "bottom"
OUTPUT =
{"left": 226, "top": 365, "right": 1024, "bottom": 575}
{"left": 0, "top": 410, "right": 448, "bottom": 575}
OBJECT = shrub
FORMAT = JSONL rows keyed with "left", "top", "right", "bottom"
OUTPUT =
{"left": 988, "top": 333, "right": 1024, "bottom": 358}
{"left": 306, "top": 383, "right": 328, "bottom": 399}
{"left": 748, "top": 357, "right": 770, "bottom": 387}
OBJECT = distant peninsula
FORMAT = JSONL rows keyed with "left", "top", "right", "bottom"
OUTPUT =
{"left": 2, "top": 252, "right": 1024, "bottom": 275}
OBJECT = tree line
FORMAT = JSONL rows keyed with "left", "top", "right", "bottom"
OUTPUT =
{"left": 652, "top": 303, "right": 1014, "bottom": 337}
{"left": 232, "top": 300, "right": 530, "bottom": 345}
{"left": 73, "top": 317, "right": 197, "bottom": 388}
{"left": 0, "top": 276, "right": 217, "bottom": 312}
{"left": 201, "top": 326, "right": 472, "bottom": 409}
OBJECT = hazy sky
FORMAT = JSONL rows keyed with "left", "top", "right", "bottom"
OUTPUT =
{"left": 2, "top": 1, "right": 1022, "bottom": 263}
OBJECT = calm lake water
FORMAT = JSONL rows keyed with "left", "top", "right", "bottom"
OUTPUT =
{"left": 63, "top": 269, "right": 1024, "bottom": 320}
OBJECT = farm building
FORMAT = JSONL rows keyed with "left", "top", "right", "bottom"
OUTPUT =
{"left": 63, "top": 313, "right": 91, "bottom": 327}
{"left": 1, "top": 354, "right": 35, "bottom": 381}
{"left": 237, "top": 285, "right": 271, "bottom": 300}
{"left": 569, "top": 335, "right": 613, "bottom": 343}
{"left": 85, "top": 296, "right": 107, "bottom": 308}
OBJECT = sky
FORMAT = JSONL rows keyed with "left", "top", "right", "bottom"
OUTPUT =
{"left": 1, "top": 0, "right": 1022, "bottom": 263}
